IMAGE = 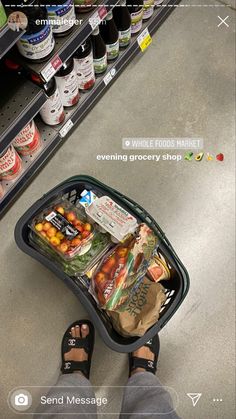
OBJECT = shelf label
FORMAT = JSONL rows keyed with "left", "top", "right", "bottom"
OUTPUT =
{"left": 59, "top": 119, "right": 74, "bottom": 138}
{"left": 89, "top": 6, "right": 107, "bottom": 30}
{"left": 103, "top": 68, "right": 116, "bottom": 86}
{"left": 41, "top": 54, "right": 63, "bottom": 82}
{"left": 137, "top": 28, "right": 152, "bottom": 52}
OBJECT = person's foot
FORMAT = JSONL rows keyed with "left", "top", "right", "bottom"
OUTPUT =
{"left": 64, "top": 323, "right": 89, "bottom": 375}
{"left": 131, "top": 344, "right": 155, "bottom": 376}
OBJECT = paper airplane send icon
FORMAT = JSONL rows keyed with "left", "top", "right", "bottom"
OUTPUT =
{"left": 187, "top": 393, "right": 202, "bottom": 407}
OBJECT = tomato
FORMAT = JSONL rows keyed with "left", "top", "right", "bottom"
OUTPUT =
{"left": 116, "top": 247, "right": 128, "bottom": 258}
{"left": 50, "top": 236, "right": 60, "bottom": 246}
{"left": 55, "top": 206, "right": 65, "bottom": 215}
{"left": 101, "top": 256, "right": 116, "bottom": 274}
{"left": 75, "top": 224, "right": 84, "bottom": 233}
{"left": 42, "top": 222, "right": 52, "bottom": 232}
{"left": 59, "top": 243, "right": 68, "bottom": 253}
{"left": 66, "top": 212, "right": 76, "bottom": 222}
{"left": 35, "top": 223, "right": 43, "bottom": 232}
{"left": 47, "top": 227, "right": 57, "bottom": 238}
{"left": 83, "top": 223, "right": 92, "bottom": 231}
{"left": 82, "top": 230, "right": 90, "bottom": 239}
{"left": 71, "top": 238, "right": 81, "bottom": 247}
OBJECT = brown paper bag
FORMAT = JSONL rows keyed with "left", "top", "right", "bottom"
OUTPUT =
{"left": 108, "top": 277, "right": 167, "bottom": 337}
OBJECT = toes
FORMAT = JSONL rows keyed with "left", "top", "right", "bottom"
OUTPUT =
{"left": 81, "top": 323, "right": 89, "bottom": 338}
{"left": 75, "top": 325, "right": 81, "bottom": 338}
{"left": 71, "top": 327, "right": 76, "bottom": 338}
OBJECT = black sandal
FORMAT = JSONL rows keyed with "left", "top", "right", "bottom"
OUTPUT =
{"left": 61, "top": 320, "right": 95, "bottom": 379}
{"left": 129, "top": 334, "right": 160, "bottom": 377}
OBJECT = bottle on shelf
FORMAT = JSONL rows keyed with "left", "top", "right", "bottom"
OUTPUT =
{"left": 6, "top": 0, "right": 55, "bottom": 62}
{"left": 154, "top": 0, "right": 164, "bottom": 7}
{"left": 74, "top": 38, "right": 96, "bottom": 91}
{"left": 0, "top": 0, "right": 7, "bottom": 29}
{"left": 143, "top": 0, "right": 154, "bottom": 20}
{"left": 127, "top": 0, "right": 144, "bottom": 35}
{"left": 74, "top": 0, "right": 97, "bottom": 14}
{"left": 113, "top": 0, "right": 131, "bottom": 49}
{"left": 55, "top": 58, "right": 80, "bottom": 107}
{"left": 91, "top": 26, "right": 108, "bottom": 75}
{"left": 100, "top": 10, "right": 119, "bottom": 62}
{"left": 44, "top": 0, "right": 76, "bottom": 37}
{"left": 39, "top": 77, "right": 66, "bottom": 126}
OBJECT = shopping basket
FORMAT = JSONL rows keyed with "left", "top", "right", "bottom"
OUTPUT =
{"left": 15, "top": 175, "right": 190, "bottom": 352}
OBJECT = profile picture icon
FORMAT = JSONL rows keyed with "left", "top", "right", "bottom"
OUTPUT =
{"left": 8, "top": 11, "right": 28, "bottom": 32}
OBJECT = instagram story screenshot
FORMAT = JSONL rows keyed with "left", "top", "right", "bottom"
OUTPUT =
{"left": 0, "top": 0, "right": 235, "bottom": 418}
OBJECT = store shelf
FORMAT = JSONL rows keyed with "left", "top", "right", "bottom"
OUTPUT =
{"left": 0, "top": 25, "right": 24, "bottom": 60}
{"left": 0, "top": 0, "right": 180, "bottom": 217}
{"left": 0, "top": 72, "right": 46, "bottom": 153}
{"left": 10, "top": 0, "right": 119, "bottom": 83}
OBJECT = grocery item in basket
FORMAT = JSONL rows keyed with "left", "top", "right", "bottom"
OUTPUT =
{"left": 29, "top": 228, "right": 111, "bottom": 276}
{"left": 0, "top": 182, "right": 4, "bottom": 199}
{"left": 90, "top": 223, "right": 159, "bottom": 310}
{"left": 79, "top": 189, "right": 97, "bottom": 208}
{"left": 30, "top": 199, "right": 95, "bottom": 260}
{"left": 108, "top": 276, "right": 166, "bottom": 337}
{"left": 12, "top": 120, "right": 41, "bottom": 156}
{"left": 148, "top": 254, "right": 170, "bottom": 282}
{"left": 0, "top": 145, "right": 22, "bottom": 181}
{"left": 86, "top": 195, "right": 138, "bottom": 241}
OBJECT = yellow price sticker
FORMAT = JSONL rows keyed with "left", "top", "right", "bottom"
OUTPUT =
{"left": 137, "top": 28, "right": 152, "bottom": 52}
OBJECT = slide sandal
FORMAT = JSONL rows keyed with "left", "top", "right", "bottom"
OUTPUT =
{"left": 128, "top": 334, "right": 160, "bottom": 377}
{"left": 61, "top": 320, "right": 95, "bottom": 379}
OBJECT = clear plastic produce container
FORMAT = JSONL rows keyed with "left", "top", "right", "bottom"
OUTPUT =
{"left": 29, "top": 198, "right": 95, "bottom": 260}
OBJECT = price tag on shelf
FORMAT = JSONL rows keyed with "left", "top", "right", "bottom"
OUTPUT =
{"left": 41, "top": 54, "right": 63, "bottom": 82}
{"left": 89, "top": 6, "right": 107, "bottom": 30}
{"left": 59, "top": 119, "right": 74, "bottom": 138}
{"left": 137, "top": 28, "right": 152, "bottom": 52}
{"left": 103, "top": 68, "right": 116, "bottom": 86}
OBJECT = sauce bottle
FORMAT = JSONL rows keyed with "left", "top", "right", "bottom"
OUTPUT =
{"left": 127, "top": 0, "right": 144, "bottom": 35}
{"left": 45, "top": 0, "right": 76, "bottom": 37}
{"left": 113, "top": 0, "right": 131, "bottom": 49}
{"left": 74, "top": 0, "right": 97, "bottom": 14}
{"left": 143, "top": 0, "right": 154, "bottom": 20}
{"left": 74, "top": 38, "right": 96, "bottom": 91}
{"left": 55, "top": 58, "right": 80, "bottom": 107}
{"left": 0, "top": 1, "right": 7, "bottom": 29}
{"left": 100, "top": 10, "right": 119, "bottom": 62}
{"left": 154, "top": 0, "right": 164, "bottom": 6}
{"left": 11, "top": 0, "right": 55, "bottom": 62}
{"left": 39, "top": 77, "right": 65, "bottom": 126}
{"left": 91, "top": 27, "right": 107, "bottom": 75}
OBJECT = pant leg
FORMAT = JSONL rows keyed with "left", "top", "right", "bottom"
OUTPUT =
{"left": 120, "top": 372, "right": 180, "bottom": 419}
{"left": 34, "top": 373, "right": 97, "bottom": 419}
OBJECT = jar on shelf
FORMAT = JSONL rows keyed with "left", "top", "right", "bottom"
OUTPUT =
{"left": 12, "top": 0, "right": 55, "bottom": 62}
{"left": 0, "top": 145, "right": 23, "bottom": 181}
{"left": 12, "top": 120, "right": 42, "bottom": 156}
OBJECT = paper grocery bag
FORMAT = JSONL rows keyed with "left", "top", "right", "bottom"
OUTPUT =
{"left": 108, "top": 277, "right": 167, "bottom": 337}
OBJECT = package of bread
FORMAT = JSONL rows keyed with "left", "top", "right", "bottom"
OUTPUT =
{"left": 108, "top": 276, "right": 166, "bottom": 337}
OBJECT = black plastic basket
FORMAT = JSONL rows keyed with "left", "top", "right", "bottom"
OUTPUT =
{"left": 15, "top": 175, "right": 190, "bottom": 353}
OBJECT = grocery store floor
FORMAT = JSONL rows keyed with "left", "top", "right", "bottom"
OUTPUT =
{"left": 0, "top": 0, "right": 235, "bottom": 418}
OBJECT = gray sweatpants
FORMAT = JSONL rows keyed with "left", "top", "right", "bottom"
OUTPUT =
{"left": 34, "top": 372, "right": 180, "bottom": 419}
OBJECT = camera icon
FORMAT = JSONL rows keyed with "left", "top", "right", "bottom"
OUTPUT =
{"left": 9, "top": 389, "right": 32, "bottom": 412}
{"left": 15, "top": 393, "right": 29, "bottom": 406}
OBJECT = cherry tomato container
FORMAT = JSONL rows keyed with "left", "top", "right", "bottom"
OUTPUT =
{"left": 15, "top": 175, "right": 190, "bottom": 352}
